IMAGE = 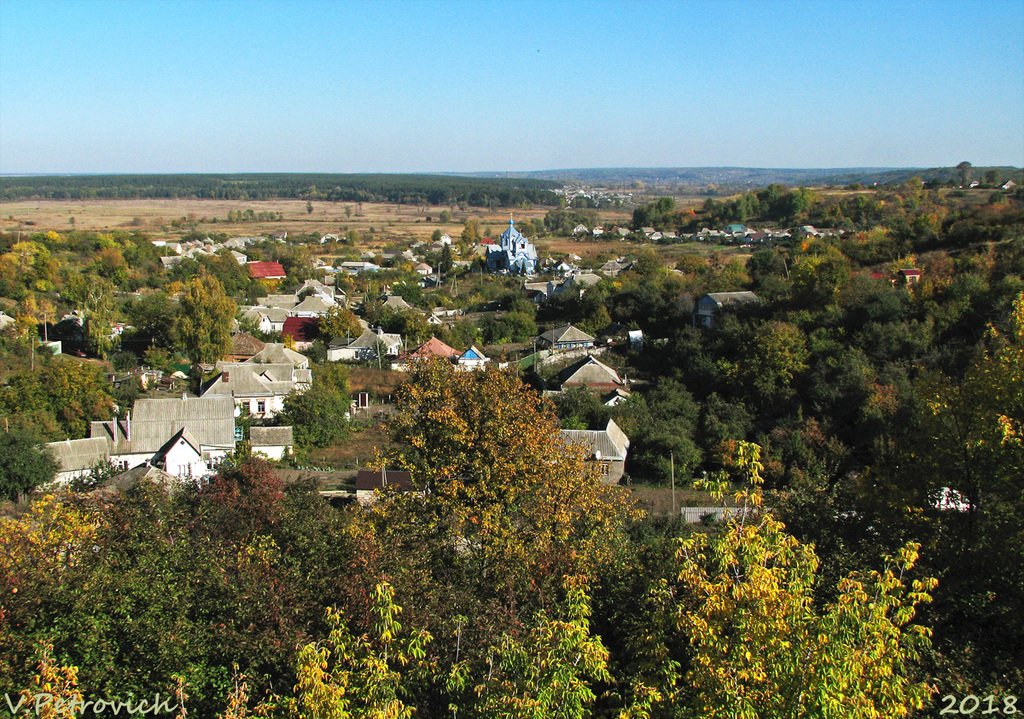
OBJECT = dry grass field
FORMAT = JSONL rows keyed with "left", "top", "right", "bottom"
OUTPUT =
{"left": 0, "top": 198, "right": 614, "bottom": 246}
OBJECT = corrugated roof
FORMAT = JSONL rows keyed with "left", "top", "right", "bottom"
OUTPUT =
{"left": 557, "top": 355, "right": 623, "bottom": 389}
{"left": 336, "top": 328, "right": 403, "bottom": 350}
{"left": 257, "top": 294, "right": 299, "bottom": 309}
{"left": 540, "top": 324, "right": 595, "bottom": 345}
{"left": 202, "top": 362, "right": 302, "bottom": 399}
{"left": 291, "top": 296, "right": 333, "bottom": 314}
{"left": 90, "top": 396, "right": 236, "bottom": 454}
{"left": 704, "top": 291, "right": 760, "bottom": 307}
{"left": 250, "top": 343, "right": 309, "bottom": 368}
{"left": 248, "top": 261, "right": 287, "bottom": 279}
{"left": 410, "top": 336, "right": 459, "bottom": 358}
{"left": 46, "top": 437, "right": 110, "bottom": 473}
{"left": 282, "top": 316, "right": 318, "bottom": 342}
{"left": 250, "top": 426, "right": 294, "bottom": 446}
{"left": 560, "top": 419, "right": 629, "bottom": 460}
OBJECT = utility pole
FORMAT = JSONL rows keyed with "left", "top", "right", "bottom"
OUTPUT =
{"left": 670, "top": 451, "right": 676, "bottom": 516}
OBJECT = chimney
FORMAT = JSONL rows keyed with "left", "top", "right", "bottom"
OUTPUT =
{"left": 125, "top": 410, "right": 131, "bottom": 442}
{"left": 223, "top": 371, "right": 230, "bottom": 383}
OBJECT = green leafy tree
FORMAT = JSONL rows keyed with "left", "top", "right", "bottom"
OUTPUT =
{"left": 126, "top": 290, "right": 178, "bottom": 350}
{"left": 0, "top": 431, "right": 58, "bottom": 500}
{"left": 318, "top": 306, "right": 362, "bottom": 342}
{"left": 286, "top": 582, "right": 430, "bottom": 719}
{"left": 175, "top": 274, "right": 237, "bottom": 366}
{"left": 280, "top": 363, "right": 350, "bottom": 449}
{"left": 470, "top": 576, "right": 613, "bottom": 719}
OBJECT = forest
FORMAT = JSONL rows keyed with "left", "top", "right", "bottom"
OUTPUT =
{"left": 0, "top": 180, "right": 1021, "bottom": 718}
{"left": 0, "top": 173, "right": 561, "bottom": 207}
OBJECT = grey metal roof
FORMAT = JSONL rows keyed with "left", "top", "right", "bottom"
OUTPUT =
{"left": 250, "top": 426, "right": 294, "bottom": 447}
{"left": 560, "top": 419, "right": 630, "bottom": 460}
{"left": 90, "top": 396, "right": 237, "bottom": 453}
{"left": 557, "top": 355, "right": 623, "bottom": 388}
{"left": 203, "top": 363, "right": 302, "bottom": 400}
{"left": 250, "top": 343, "right": 309, "bottom": 368}
{"left": 257, "top": 294, "right": 299, "bottom": 309}
{"left": 291, "top": 296, "right": 333, "bottom": 314}
{"left": 335, "top": 328, "right": 402, "bottom": 350}
{"left": 703, "top": 291, "right": 760, "bottom": 308}
{"left": 540, "top": 324, "right": 595, "bottom": 345}
{"left": 46, "top": 437, "right": 110, "bottom": 473}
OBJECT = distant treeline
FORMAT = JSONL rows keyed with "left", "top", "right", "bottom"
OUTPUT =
{"left": 0, "top": 173, "right": 561, "bottom": 206}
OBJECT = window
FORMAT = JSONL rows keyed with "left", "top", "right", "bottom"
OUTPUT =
{"left": 256, "top": 400, "right": 266, "bottom": 415}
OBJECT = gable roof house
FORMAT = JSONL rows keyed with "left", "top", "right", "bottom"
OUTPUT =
{"left": 247, "top": 261, "right": 287, "bottom": 281}
{"left": 226, "top": 332, "right": 267, "bottom": 362}
{"left": 46, "top": 437, "right": 113, "bottom": 484}
{"left": 355, "top": 469, "right": 414, "bottom": 505}
{"left": 281, "top": 316, "right": 319, "bottom": 350}
{"left": 693, "top": 291, "right": 761, "bottom": 329}
{"left": 327, "top": 327, "right": 403, "bottom": 362}
{"left": 241, "top": 306, "right": 290, "bottom": 334}
{"left": 250, "top": 426, "right": 295, "bottom": 461}
{"left": 88, "top": 396, "right": 237, "bottom": 480}
{"left": 289, "top": 295, "right": 335, "bottom": 317}
{"left": 297, "top": 278, "right": 338, "bottom": 304}
{"left": 560, "top": 419, "right": 630, "bottom": 485}
{"left": 457, "top": 345, "right": 490, "bottom": 371}
{"left": 201, "top": 362, "right": 312, "bottom": 419}
{"left": 408, "top": 336, "right": 460, "bottom": 360}
{"left": 381, "top": 293, "right": 418, "bottom": 313}
{"left": 250, "top": 342, "right": 309, "bottom": 368}
{"left": 554, "top": 355, "right": 628, "bottom": 396}
{"left": 537, "top": 324, "right": 595, "bottom": 351}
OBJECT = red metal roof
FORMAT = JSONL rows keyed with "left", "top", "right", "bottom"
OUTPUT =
{"left": 247, "top": 261, "right": 287, "bottom": 279}
{"left": 409, "top": 336, "right": 459, "bottom": 359}
{"left": 282, "top": 316, "right": 318, "bottom": 342}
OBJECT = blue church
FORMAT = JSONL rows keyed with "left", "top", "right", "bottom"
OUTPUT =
{"left": 486, "top": 219, "right": 538, "bottom": 275}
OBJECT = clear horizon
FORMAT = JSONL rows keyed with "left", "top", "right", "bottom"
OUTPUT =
{"left": 2, "top": 0, "right": 1022, "bottom": 174}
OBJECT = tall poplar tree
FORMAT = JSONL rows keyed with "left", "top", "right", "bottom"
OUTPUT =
{"left": 174, "top": 274, "right": 236, "bottom": 366}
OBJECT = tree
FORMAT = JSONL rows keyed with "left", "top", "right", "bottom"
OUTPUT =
{"left": 62, "top": 272, "right": 117, "bottom": 356}
{"left": 461, "top": 218, "right": 481, "bottom": 244}
{"left": 439, "top": 244, "right": 453, "bottom": 279}
{"left": 280, "top": 363, "right": 350, "bottom": 449}
{"left": 676, "top": 443, "right": 937, "bottom": 718}
{"left": 318, "top": 306, "right": 362, "bottom": 342}
{"left": 286, "top": 583, "right": 430, "bottom": 719}
{"left": 0, "top": 431, "right": 58, "bottom": 500}
{"left": 174, "top": 275, "right": 237, "bottom": 366}
{"left": 956, "top": 161, "right": 973, "bottom": 188}
{"left": 729, "top": 320, "right": 809, "bottom": 411}
{"left": 0, "top": 359, "right": 115, "bottom": 439}
{"left": 377, "top": 361, "right": 636, "bottom": 605}
{"left": 470, "top": 576, "right": 613, "bottom": 719}
{"left": 126, "top": 291, "right": 178, "bottom": 350}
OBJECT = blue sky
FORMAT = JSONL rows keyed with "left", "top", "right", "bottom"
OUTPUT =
{"left": 1, "top": 0, "right": 1022, "bottom": 173}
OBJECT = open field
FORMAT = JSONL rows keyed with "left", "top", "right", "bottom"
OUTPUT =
{"left": 0, "top": 198, "right": 621, "bottom": 246}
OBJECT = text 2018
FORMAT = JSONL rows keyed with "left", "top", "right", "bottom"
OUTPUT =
{"left": 940, "top": 695, "right": 1017, "bottom": 715}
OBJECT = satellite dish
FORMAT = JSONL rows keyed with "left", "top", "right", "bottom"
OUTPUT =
{"left": 233, "top": 407, "right": 241, "bottom": 418}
